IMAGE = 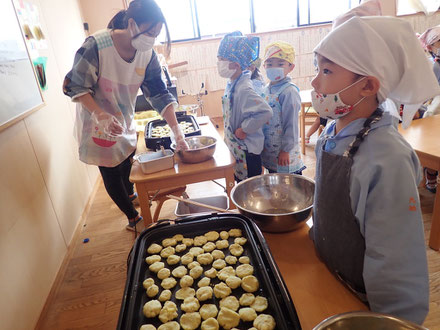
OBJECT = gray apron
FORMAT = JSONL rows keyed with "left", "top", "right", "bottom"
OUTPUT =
{"left": 312, "top": 108, "right": 383, "bottom": 298}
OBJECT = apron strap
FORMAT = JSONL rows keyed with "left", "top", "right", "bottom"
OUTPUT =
{"left": 343, "top": 108, "right": 384, "bottom": 158}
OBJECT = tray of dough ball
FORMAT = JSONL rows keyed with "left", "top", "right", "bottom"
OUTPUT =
{"left": 117, "top": 214, "right": 301, "bottom": 330}
{"left": 144, "top": 114, "right": 201, "bottom": 150}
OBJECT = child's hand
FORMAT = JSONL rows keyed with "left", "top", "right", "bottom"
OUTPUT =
{"left": 235, "top": 128, "right": 247, "bottom": 140}
{"left": 278, "top": 151, "right": 290, "bottom": 166}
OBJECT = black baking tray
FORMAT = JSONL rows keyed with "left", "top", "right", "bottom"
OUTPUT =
{"left": 144, "top": 114, "right": 201, "bottom": 150}
{"left": 117, "top": 214, "right": 301, "bottom": 330}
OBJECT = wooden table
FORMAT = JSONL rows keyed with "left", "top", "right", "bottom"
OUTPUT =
{"left": 299, "top": 89, "right": 313, "bottom": 155}
{"left": 399, "top": 115, "right": 440, "bottom": 250}
{"left": 130, "top": 117, "right": 235, "bottom": 226}
{"left": 264, "top": 224, "right": 367, "bottom": 329}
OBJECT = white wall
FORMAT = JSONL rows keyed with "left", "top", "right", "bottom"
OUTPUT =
{"left": 0, "top": 0, "right": 99, "bottom": 329}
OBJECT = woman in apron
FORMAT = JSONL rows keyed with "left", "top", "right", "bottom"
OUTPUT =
{"left": 310, "top": 16, "right": 440, "bottom": 325}
{"left": 63, "top": 0, "right": 187, "bottom": 232}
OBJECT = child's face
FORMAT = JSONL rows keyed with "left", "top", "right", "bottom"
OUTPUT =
{"left": 428, "top": 40, "right": 440, "bottom": 55}
{"left": 264, "top": 58, "right": 294, "bottom": 76}
{"left": 217, "top": 57, "right": 240, "bottom": 71}
{"left": 311, "top": 54, "right": 363, "bottom": 104}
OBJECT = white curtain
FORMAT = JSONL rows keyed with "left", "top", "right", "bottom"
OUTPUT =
{"left": 399, "top": 0, "right": 440, "bottom": 15}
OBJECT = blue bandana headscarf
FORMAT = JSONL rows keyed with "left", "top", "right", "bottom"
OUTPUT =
{"left": 217, "top": 31, "right": 260, "bottom": 70}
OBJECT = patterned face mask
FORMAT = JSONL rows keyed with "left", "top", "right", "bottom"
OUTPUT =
{"left": 311, "top": 77, "right": 366, "bottom": 120}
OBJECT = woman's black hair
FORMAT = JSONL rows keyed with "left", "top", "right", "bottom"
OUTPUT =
{"left": 108, "top": 0, "right": 171, "bottom": 57}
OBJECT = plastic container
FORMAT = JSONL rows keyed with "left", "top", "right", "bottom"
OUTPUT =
{"left": 175, "top": 195, "right": 229, "bottom": 216}
{"left": 133, "top": 150, "right": 174, "bottom": 174}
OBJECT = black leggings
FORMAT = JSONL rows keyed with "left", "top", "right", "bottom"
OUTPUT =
{"left": 98, "top": 151, "right": 138, "bottom": 220}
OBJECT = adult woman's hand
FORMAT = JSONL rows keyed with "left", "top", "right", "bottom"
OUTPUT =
{"left": 91, "top": 111, "right": 125, "bottom": 137}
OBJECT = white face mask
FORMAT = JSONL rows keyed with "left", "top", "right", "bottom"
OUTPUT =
{"left": 266, "top": 67, "right": 285, "bottom": 82}
{"left": 130, "top": 22, "right": 155, "bottom": 52}
{"left": 311, "top": 77, "right": 366, "bottom": 120}
{"left": 217, "top": 60, "right": 236, "bottom": 78}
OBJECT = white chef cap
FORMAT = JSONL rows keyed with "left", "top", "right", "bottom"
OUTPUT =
{"left": 314, "top": 16, "right": 440, "bottom": 128}
{"left": 332, "top": 0, "right": 382, "bottom": 29}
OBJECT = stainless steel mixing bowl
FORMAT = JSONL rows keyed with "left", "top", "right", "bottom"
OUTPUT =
{"left": 231, "top": 173, "right": 315, "bottom": 232}
{"left": 313, "top": 311, "right": 427, "bottom": 330}
{"left": 171, "top": 136, "right": 217, "bottom": 163}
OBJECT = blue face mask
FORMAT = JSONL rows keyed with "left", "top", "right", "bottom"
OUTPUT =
{"left": 266, "top": 67, "right": 285, "bottom": 82}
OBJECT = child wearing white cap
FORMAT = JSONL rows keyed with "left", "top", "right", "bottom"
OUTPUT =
{"left": 261, "top": 41, "right": 305, "bottom": 174}
{"left": 310, "top": 16, "right": 440, "bottom": 325}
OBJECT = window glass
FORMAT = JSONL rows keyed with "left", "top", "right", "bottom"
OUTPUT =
{"left": 156, "top": 0, "right": 197, "bottom": 42}
{"left": 196, "top": 0, "right": 251, "bottom": 37}
{"left": 309, "top": 0, "right": 351, "bottom": 24}
{"left": 253, "top": 0, "right": 297, "bottom": 32}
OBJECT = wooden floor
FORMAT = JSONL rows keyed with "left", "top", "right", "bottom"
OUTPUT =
{"left": 36, "top": 118, "right": 440, "bottom": 330}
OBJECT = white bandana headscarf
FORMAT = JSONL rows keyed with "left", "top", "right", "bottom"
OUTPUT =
{"left": 314, "top": 16, "right": 440, "bottom": 128}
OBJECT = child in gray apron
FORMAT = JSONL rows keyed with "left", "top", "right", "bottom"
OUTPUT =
{"left": 309, "top": 16, "right": 440, "bottom": 325}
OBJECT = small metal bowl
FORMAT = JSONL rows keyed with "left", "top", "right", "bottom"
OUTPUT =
{"left": 231, "top": 173, "right": 315, "bottom": 233}
{"left": 313, "top": 311, "right": 427, "bottom": 330}
{"left": 171, "top": 136, "right": 217, "bottom": 164}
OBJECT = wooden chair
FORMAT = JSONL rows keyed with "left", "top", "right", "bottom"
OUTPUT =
{"left": 148, "top": 186, "right": 187, "bottom": 222}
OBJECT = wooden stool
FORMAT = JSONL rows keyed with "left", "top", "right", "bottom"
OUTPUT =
{"left": 148, "top": 186, "right": 187, "bottom": 222}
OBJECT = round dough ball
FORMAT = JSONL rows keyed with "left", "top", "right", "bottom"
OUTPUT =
{"left": 197, "top": 277, "right": 211, "bottom": 287}
{"left": 158, "top": 321, "right": 180, "bottom": 330}
{"left": 216, "top": 240, "right": 229, "bottom": 249}
{"left": 241, "top": 275, "right": 259, "bottom": 293}
{"left": 143, "top": 278, "right": 155, "bottom": 289}
{"left": 239, "top": 256, "right": 250, "bottom": 264}
{"left": 161, "top": 277, "right": 177, "bottom": 290}
{"left": 239, "top": 293, "right": 255, "bottom": 306}
{"left": 187, "top": 261, "right": 201, "bottom": 269}
{"left": 217, "top": 266, "right": 235, "bottom": 281}
{"left": 251, "top": 296, "right": 268, "bottom": 312}
{"left": 189, "top": 247, "right": 204, "bottom": 257}
{"left": 204, "top": 231, "right": 220, "bottom": 241}
{"left": 228, "top": 228, "right": 242, "bottom": 237}
{"left": 234, "top": 237, "right": 247, "bottom": 245}
{"left": 182, "top": 238, "right": 194, "bottom": 246}
{"left": 225, "top": 276, "right": 242, "bottom": 289}
{"left": 171, "top": 265, "right": 188, "bottom": 278}
{"left": 194, "top": 235, "right": 208, "bottom": 246}
{"left": 180, "top": 275, "right": 194, "bottom": 288}
{"left": 166, "top": 255, "right": 180, "bottom": 265}
{"left": 212, "top": 259, "right": 226, "bottom": 270}
{"left": 189, "top": 265, "right": 204, "bottom": 279}
{"left": 160, "top": 246, "right": 176, "bottom": 258}
{"left": 225, "top": 256, "right": 237, "bottom": 265}
{"left": 253, "top": 314, "right": 276, "bottom": 330}
{"left": 140, "top": 325, "right": 156, "bottom": 330}
{"left": 219, "top": 296, "right": 239, "bottom": 311}
{"left": 173, "top": 234, "right": 184, "bottom": 241}
{"left": 180, "top": 312, "right": 201, "bottom": 330}
{"left": 147, "top": 284, "right": 159, "bottom": 297}
{"left": 181, "top": 252, "right": 194, "bottom": 265}
{"left": 145, "top": 255, "right": 161, "bottom": 265}
{"left": 159, "top": 289, "right": 172, "bottom": 302}
{"left": 147, "top": 243, "right": 162, "bottom": 254}
{"left": 181, "top": 297, "right": 200, "bottom": 313}
{"left": 143, "top": 299, "right": 161, "bottom": 318}
{"left": 175, "top": 243, "right": 187, "bottom": 253}
{"left": 149, "top": 261, "right": 165, "bottom": 273}
{"left": 211, "top": 250, "right": 225, "bottom": 260}
{"left": 204, "top": 268, "right": 217, "bottom": 279}
{"left": 157, "top": 268, "right": 171, "bottom": 280}
{"left": 239, "top": 307, "right": 257, "bottom": 322}
{"left": 162, "top": 238, "right": 177, "bottom": 247}
{"left": 197, "top": 253, "right": 214, "bottom": 265}
{"left": 201, "top": 317, "right": 219, "bottom": 330}
{"left": 219, "top": 231, "right": 229, "bottom": 240}
{"left": 199, "top": 304, "right": 218, "bottom": 320}
{"left": 217, "top": 307, "right": 240, "bottom": 329}
{"left": 196, "top": 286, "right": 213, "bottom": 301}
{"left": 236, "top": 264, "right": 254, "bottom": 278}
{"left": 229, "top": 244, "right": 244, "bottom": 257}
{"left": 202, "top": 242, "right": 216, "bottom": 252}
{"left": 175, "top": 287, "right": 195, "bottom": 300}
{"left": 159, "top": 301, "right": 178, "bottom": 323}
{"left": 214, "top": 282, "right": 232, "bottom": 299}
